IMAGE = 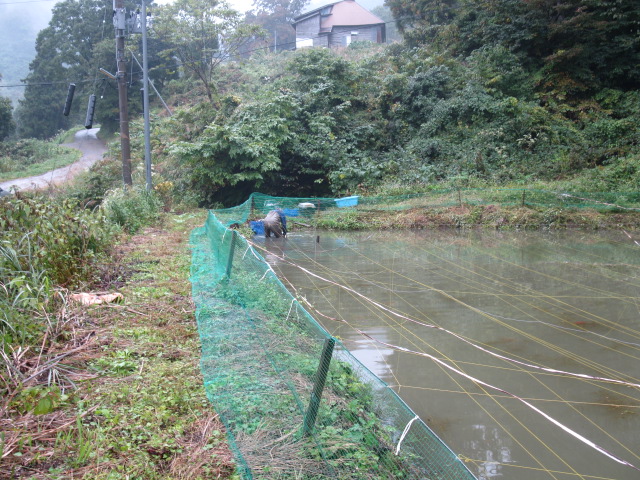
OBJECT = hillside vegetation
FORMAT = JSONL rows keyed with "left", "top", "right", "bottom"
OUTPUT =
{"left": 4, "top": 0, "right": 637, "bottom": 207}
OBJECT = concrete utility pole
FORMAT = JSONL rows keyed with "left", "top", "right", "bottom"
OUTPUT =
{"left": 114, "top": 0, "right": 133, "bottom": 186}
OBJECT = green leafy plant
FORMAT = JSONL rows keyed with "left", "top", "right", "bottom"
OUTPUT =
{"left": 101, "top": 186, "right": 162, "bottom": 234}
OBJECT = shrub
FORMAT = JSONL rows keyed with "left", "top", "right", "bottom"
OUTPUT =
{"left": 0, "top": 195, "right": 116, "bottom": 287}
{"left": 101, "top": 186, "right": 162, "bottom": 234}
{"left": 0, "top": 195, "right": 117, "bottom": 346}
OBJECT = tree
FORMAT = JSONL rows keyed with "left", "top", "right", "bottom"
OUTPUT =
{"left": 14, "top": 0, "right": 172, "bottom": 139}
{"left": 15, "top": 0, "right": 137, "bottom": 138}
{"left": 0, "top": 95, "right": 15, "bottom": 141}
{"left": 153, "top": 0, "right": 264, "bottom": 103}
{"left": 246, "top": 0, "right": 310, "bottom": 52}
{"left": 385, "top": 0, "right": 460, "bottom": 45}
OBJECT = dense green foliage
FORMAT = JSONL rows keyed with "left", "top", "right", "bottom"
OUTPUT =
{"left": 386, "top": 0, "right": 640, "bottom": 95}
{"left": 7, "top": 0, "right": 639, "bottom": 205}
{"left": 129, "top": 0, "right": 637, "bottom": 207}
{"left": 101, "top": 186, "right": 162, "bottom": 234}
{"left": 0, "top": 195, "right": 116, "bottom": 345}
{"left": 0, "top": 95, "right": 14, "bottom": 141}
{"left": 0, "top": 196, "right": 115, "bottom": 287}
{"left": 148, "top": 40, "right": 638, "bottom": 206}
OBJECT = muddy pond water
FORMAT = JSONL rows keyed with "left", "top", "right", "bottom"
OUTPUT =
{"left": 258, "top": 228, "right": 640, "bottom": 480}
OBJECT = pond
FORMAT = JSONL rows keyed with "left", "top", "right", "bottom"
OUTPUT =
{"left": 258, "top": 228, "right": 640, "bottom": 480}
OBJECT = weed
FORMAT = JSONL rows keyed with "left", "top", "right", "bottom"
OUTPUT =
{"left": 101, "top": 186, "right": 162, "bottom": 234}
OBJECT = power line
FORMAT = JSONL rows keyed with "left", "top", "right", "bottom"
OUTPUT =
{"left": 0, "top": 78, "right": 95, "bottom": 88}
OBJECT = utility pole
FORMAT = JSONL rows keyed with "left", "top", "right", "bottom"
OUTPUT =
{"left": 141, "top": 0, "right": 152, "bottom": 191}
{"left": 114, "top": 0, "right": 133, "bottom": 186}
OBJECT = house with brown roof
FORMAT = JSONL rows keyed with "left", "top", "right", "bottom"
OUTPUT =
{"left": 292, "top": 0, "right": 386, "bottom": 49}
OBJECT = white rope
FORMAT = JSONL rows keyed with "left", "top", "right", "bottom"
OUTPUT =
{"left": 259, "top": 270, "right": 270, "bottom": 282}
{"left": 395, "top": 415, "right": 419, "bottom": 456}
{"left": 285, "top": 298, "right": 297, "bottom": 322}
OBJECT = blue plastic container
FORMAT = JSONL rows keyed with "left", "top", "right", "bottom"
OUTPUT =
{"left": 249, "top": 220, "right": 264, "bottom": 235}
{"left": 282, "top": 208, "right": 299, "bottom": 217}
{"left": 334, "top": 195, "right": 359, "bottom": 208}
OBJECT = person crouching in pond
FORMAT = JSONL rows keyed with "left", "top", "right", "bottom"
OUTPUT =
{"left": 263, "top": 209, "right": 287, "bottom": 238}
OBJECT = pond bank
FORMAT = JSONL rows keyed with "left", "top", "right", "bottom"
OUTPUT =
{"left": 312, "top": 204, "right": 640, "bottom": 232}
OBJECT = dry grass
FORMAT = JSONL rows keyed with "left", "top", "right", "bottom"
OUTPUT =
{"left": 235, "top": 424, "right": 332, "bottom": 479}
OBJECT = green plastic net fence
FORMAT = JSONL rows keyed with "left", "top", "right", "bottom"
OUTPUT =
{"left": 190, "top": 188, "right": 639, "bottom": 479}
{"left": 209, "top": 189, "right": 639, "bottom": 230}
{"left": 190, "top": 209, "right": 477, "bottom": 479}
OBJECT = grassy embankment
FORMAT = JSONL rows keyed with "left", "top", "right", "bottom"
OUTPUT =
{"left": 312, "top": 203, "right": 640, "bottom": 231}
{"left": 0, "top": 130, "right": 83, "bottom": 182}
{"left": 1, "top": 210, "right": 236, "bottom": 479}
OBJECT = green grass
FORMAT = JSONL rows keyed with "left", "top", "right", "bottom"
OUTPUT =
{"left": 52, "top": 126, "right": 85, "bottom": 145}
{"left": 0, "top": 143, "right": 81, "bottom": 182}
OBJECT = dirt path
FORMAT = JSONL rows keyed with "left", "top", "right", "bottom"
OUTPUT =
{"left": 0, "top": 127, "right": 106, "bottom": 192}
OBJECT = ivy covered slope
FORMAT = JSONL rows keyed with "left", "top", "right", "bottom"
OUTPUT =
{"left": 141, "top": 1, "right": 639, "bottom": 207}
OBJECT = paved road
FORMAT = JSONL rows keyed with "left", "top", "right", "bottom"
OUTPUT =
{"left": 0, "top": 128, "right": 106, "bottom": 192}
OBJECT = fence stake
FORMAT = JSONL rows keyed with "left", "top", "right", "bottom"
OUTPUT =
{"left": 225, "top": 230, "right": 238, "bottom": 278}
{"left": 458, "top": 188, "right": 462, "bottom": 207}
{"left": 522, "top": 189, "right": 526, "bottom": 207}
{"left": 303, "top": 337, "right": 335, "bottom": 436}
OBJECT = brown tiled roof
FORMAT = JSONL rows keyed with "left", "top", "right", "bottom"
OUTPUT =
{"left": 293, "top": 0, "right": 384, "bottom": 27}
{"left": 321, "top": 0, "right": 384, "bottom": 28}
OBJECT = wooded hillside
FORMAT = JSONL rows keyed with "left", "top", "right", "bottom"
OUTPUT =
{"left": 6, "top": 0, "right": 640, "bottom": 205}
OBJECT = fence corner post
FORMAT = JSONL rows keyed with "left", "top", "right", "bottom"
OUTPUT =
{"left": 303, "top": 337, "right": 336, "bottom": 436}
{"left": 225, "top": 230, "right": 238, "bottom": 278}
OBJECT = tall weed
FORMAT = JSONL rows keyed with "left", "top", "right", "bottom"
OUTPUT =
{"left": 101, "top": 186, "right": 162, "bottom": 234}
{"left": 0, "top": 195, "right": 116, "bottom": 287}
{"left": 1, "top": 195, "right": 116, "bottom": 346}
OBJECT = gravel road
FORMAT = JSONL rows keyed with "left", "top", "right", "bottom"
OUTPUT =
{"left": 0, "top": 128, "right": 106, "bottom": 192}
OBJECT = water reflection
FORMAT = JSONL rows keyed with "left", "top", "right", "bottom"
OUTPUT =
{"left": 263, "top": 229, "right": 640, "bottom": 480}
{"left": 466, "top": 425, "right": 514, "bottom": 479}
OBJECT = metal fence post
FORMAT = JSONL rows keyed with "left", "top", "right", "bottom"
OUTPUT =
{"left": 225, "top": 230, "right": 238, "bottom": 278}
{"left": 303, "top": 337, "right": 335, "bottom": 436}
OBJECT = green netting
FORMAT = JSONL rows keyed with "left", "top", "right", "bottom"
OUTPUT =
{"left": 190, "top": 209, "right": 477, "bottom": 479}
{"left": 209, "top": 190, "right": 640, "bottom": 230}
{"left": 190, "top": 188, "right": 639, "bottom": 479}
